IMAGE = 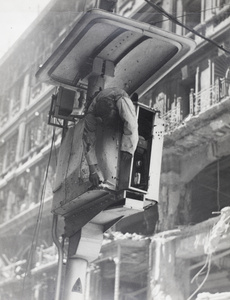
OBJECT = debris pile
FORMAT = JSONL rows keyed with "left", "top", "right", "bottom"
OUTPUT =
{"left": 196, "top": 292, "right": 230, "bottom": 300}
{"left": 103, "top": 231, "right": 148, "bottom": 244}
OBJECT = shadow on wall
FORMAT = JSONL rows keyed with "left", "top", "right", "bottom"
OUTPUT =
{"left": 190, "top": 155, "right": 230, "bottom": 224}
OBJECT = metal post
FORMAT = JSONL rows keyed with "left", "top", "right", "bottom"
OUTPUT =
{"left": 63, "top": 223, "right": 104, "bottom": 300}
{"left": 64, "top": 257, "right": 88, "bottom": 300}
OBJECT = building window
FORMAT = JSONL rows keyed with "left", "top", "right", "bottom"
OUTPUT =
{"left": 0, "top": 191, "right": 7, "bottom": 224}
{"left": 0, "top": 144, "right": 6, "bottom": 175}
{"left": 184, "top": 0, "right": 201, "bottom": 33}
{"left": 24, "top": 117, "right": 40, "bottom": 153}
{"left": 30, "top": 63, "right": 43, "bottom": 102}
{"left": 5, "top": 133, "right": 18, "bottom": 171}
{"left": 24, "top": 106, "right": 53, "bottom": 156}
{"left": 0, "top": 95, "right": 10, "bottom": 126}
{"left": 10, "top": 83, "right": 21, "bottom": 117}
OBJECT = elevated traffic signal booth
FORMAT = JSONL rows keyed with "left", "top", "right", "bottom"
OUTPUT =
{"left": 36, "top": 8, "right": 195, "bottom": 300}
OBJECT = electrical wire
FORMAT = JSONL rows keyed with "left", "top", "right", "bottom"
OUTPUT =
{"left": 53, "top": 132, "right": 58, "bottom": 167}
{"left": 21, "top": 127, "right": 56, "bottom": 299}
{"left": 145, "top": 0, "right": 230, "bottom": 55}
{"left": 187, "top": 254, "right": 212, "bottom": 300}
{"left": 152, "top": 5, "right": 230, "bottom": 25}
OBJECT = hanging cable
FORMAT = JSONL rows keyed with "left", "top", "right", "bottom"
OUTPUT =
{"left": 64, "top": 125, "right": 76, "bottom": 203}
{"left": 195, "top": 182, "right": 230, "bottom": 200}
{"left": 187, "top": 208, "right": 230, "bottom": 299}
{"left": 190, "top": 254, "right": 210, "bottom": 284}
{"left": 145, "top": 0, "right": 230, "bottom": 55}
{"left": 21, "top": 127, "right": 56, "bottom": 299}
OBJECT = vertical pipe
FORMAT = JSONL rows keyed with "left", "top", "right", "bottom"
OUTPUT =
{"left": 52, "top": 214, "right": 64, "bottom": 300}
{"left": 189, "top": 88, "right": 194, "bottom": 115}
{"left": 154, "top": 239, "right": 161, "bottom": 281}
{"left": 114, "top": 0, "right": 119, "bottom": 13}
{"left": 176, "top": 0, "right": 183, "bottom": 35}
{"left": 114, "top": 244, "right": 121, "bottom": 300}
{"left": 195, "top": 66, "right": 200, "bottom": 114}
{"left": 208, "top": 59, "right": 212, "bottom": 105}
{"left": 95, "top": 0, "right": 100, "bottom": 9}
{"left": 201, "top": 0, "right": 205, "bottom": 23}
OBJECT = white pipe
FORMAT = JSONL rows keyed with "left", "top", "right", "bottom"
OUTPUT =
{"left": 52, "top": 214, "right": 64, "bottom": 300}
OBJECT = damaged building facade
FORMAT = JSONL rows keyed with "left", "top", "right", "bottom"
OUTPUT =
{"left": 0, "top": 0, "right": 230, "bottom": 299}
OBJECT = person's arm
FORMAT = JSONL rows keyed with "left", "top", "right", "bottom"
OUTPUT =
{"left": 116, "top": 96, "right": 139, "bottom": 159}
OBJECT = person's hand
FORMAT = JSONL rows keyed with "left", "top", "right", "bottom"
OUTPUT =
{"left": 89, "top": 164, "right": 100, "bottom": 186}
{"left": 121, "top": 151, "right": 132, "bottom": 161}
{"left": 89, "top": 171, "right": 100, "bottom": 186}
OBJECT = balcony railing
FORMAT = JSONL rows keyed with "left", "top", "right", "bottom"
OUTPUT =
{"left": 0, "top": 244, "right": 58, "bottom": 284}
{"left": 162, "top": 97, "right": 183, "bottom": 133}
{"left": 162, "top": 78, "right": 230, "bottom": 133}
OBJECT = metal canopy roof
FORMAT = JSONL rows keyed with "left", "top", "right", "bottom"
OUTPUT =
{"left": 36, "top": 9, "right": 196, "bottom": 96}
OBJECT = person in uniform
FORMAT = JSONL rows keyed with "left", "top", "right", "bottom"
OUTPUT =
{"left": 83, "top": 87, "right": 139, "bottom": 186}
